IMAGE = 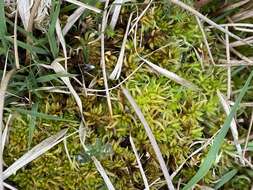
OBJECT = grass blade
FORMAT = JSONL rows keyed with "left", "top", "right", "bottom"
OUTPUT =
{"left": 36, "top": 73, "right": 76, "bottom": 83}
{"left": 214, "top": 169, "right": 238, "bottom": 189}
{"left": 17, "top": 0, "right": 30, "bottom": 30}
{"left": 5, "top": 36, "right": 49, "bottom": 55}
{"left": 28, "top": 102, "right": 39, "bottom": 149}
{"left": 0, "top": 0, "right": 8, "bottom": 51}
{"left": 62, "top": 7, "right": 85, "bottom": 36}
{"left": 182, "top": 70, "right": 253, "bottom": 190}
{"left": 51, "top": 60, "right": 83, "bottom": 120}
{"left": 14, "top": 3, "right": 20, "bottom": 69}
{"left": 169, "top": 0, "right": 243, "bottom": 42}
{"left": 217, "top": 91, "right": 244, "bottom": 165}
{"left": 109, "top": 13, "right": 132, "bottom": 80}
{"left": 109, "top": 0, "right": 124, "bottom": 30}
{"left": 64, "top": 0, "right": 102, "bottom": 13}
{"left": 56, "top": 18, "right": 68, "bottom": 69}
{"left": 47, "top": 1, "right": 60, "bottom": 58}
{"left": 122, "top": 88, "right": 175, "bottom": 190}
{"left": 139, "top": 56, "right": 199, "bottom": 90}
{"left": 130, "top": 135, "right": 149, "bottom": 190}
{"left": 92, "top": 156, "right": 116, "bottom": 190}
{"left": 2, "top": 114, "right": 12, "bottom": 153}
{"left": 3, "top": 129, "right": 68, "bottom": 180}
{"left": 14, "top": 108, "right": 75, "bottom": 122}
{"left": 101, "top": 0, "right": 113, "bottom": 116}
{"left": 0, "top": 69, "right": 15, "bottom": 189}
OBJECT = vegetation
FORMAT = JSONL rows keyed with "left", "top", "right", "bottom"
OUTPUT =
{"left": 0, "top": 0, "right": 253, "bottom": 189}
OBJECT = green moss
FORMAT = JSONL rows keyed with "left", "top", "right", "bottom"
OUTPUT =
{"left": 3, "top": 1, "right": 246, "bottom": 189}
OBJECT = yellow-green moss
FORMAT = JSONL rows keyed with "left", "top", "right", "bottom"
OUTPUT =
{"left": 4, "top": 1, "right": 251, "bottom": 189}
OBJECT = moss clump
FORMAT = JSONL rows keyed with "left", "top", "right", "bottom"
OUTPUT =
{"left": 4, "top": 1, "right": 245, "bottom": 189}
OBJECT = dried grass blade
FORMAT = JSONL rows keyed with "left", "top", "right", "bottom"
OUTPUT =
{"left": 232, "top": 10, "right": 253, "bottom": 22}
{"left": 243, "top": 110, "right": 253, "bottom": 158}
{"left": 3, "top": 182, "right": 17, "bottom": 190}
{"left": 128, "top": 0, "right": 152, "bottom": 34}
{"left": 217, "top": 91, "right": 244, "bottom": 165}
{"left": 122, "top": 88, "right": 175, "bottom": 190}
{"left": 0, "top": 69, "right": 15, "bottom": 189}
{"left": 139, "top": 56, "right": 198, "bottom": 90}
{"left": 62, "top": 7, "right": 85, "bottom": 36}
{"left": 14, "top": 5, "right": 20, "bottom": 69}
{"left": 64, "top": 0, "right": 101, "bottom": 13}
{"left": 3, "top": 129, "right": 68, "bottom": 180}
{"left": 195, "top": 16, "right": 215, "bottom": 65}
{"left": 225, "top": 26, "right": 231, "bottom": 99}
{"left": 109, "top": 13, "right": 133, "bottom": 80}
{"left": 56, "top": 19, "right": 68, "bottom": 69}
{"left": 169, "top": 0, "right": 243, "bottom": 42}
{"left": 1, "top": 114, "right": 12, "bottom": 153}
{"left": 222, "top": 0, "right": 250, "bottom": 12}
{"left": 130, "top": 136, "right": 149, "bottom": 190}
{"left": 17, "top": 0, "right": 30, "bottom": 30}
{"left": 63, "top": 138, "right": 78, "bottom": 170}
{"left": 110, "top": 0, "right": 124, "bottom": 30}
{"left": 101, "top": 0, "right": 113, "bottom": 116}
{"left": 92, "top": 156, "right": 116, "bottom": 190}
{"left": 51, "top": 60, "right": 83, "bottom": 118}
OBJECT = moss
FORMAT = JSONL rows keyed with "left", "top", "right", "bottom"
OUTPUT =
{"left": 3, "top": 1, "right": 247, "bottom": 189}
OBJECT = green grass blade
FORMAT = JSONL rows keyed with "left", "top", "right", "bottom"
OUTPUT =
{"left": 182, "top": 70, "right": 253, "bottom": 190}
{"left": 47, "top": 0, "right": 60, "bottom": 58}
{"left": 5, "top": 36, "right": 49, "bottom": 55}
{"left": 36, "top": 73, "right": 76, "bottom": 83}
{"left": 28, "top": 102, "right": 39, "bottom": 149}
{"left": 14, "top": 108, "right": 76, "bottom": 122}
{"left": 0, "top": 0, "right": 8, "bottom": 51}
{"left": 214, "top": 169, "right": 238, "bottom": 189}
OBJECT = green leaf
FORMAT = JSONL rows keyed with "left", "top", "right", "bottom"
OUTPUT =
{"left": 214, "top": 169, "right": 238, "bottom": 189}
{"left": 183, "top": 70, "right": 253, "bottom": 190}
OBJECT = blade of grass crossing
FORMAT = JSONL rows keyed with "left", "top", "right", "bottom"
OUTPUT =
{"left": 182, "top": 70, "right": 253, "bottom": 190}
{"left": 47, "top": 0, "right": 60, "bottom": 58}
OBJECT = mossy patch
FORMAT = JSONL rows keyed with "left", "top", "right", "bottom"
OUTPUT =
{"left": 3, "top": 1, "right": 251, "bottom": 189}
